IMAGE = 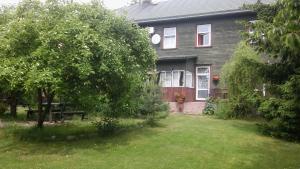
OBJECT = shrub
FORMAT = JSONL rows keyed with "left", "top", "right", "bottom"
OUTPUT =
{"left": 220, "top": 41, "right": 263, "bottom": 118}
{"left": 136, "top": 75, "right": 169, "bottom": 119}
{"left": 258, "top": 73, "right": 300, "bottom": 140}
{"left": 214, "top": 91, "right": 261, "bottom": 119}
{"left": 215, "top": 100, "right": 231, "bottom": 119}
{"left": 0, "top": 102, "right": 8, "bottom": 115}
{"left": 93, "top": 117, "right": 119, "bottom": 136}
{"left": 203, "top": 97, "right": 216, "bottom": 115}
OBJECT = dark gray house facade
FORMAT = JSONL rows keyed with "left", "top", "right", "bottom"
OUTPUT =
{"left": 119, "top": 0, "right": 274, "bottom": 113}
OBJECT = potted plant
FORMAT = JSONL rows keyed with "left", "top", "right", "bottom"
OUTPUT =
{"left": 212, "top": 75, "right": 220, "bottom": 81}
{"left": 175, "top": 92, "right": 185, "bottom": 112}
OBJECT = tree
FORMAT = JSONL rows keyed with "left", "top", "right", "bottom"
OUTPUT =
{"left": 0, "top": 0, "right": 156, "bottom": 127}
{"left": 0, "top": 5, "right": 28, "bottom": 117}
{"left": 245, "top": 0, "right": 300, "bottom": 140}
{"left": 220, "top": 41, "right": 263, "bottom": 118}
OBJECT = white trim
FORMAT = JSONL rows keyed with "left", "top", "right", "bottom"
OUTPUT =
{"left": 196, "top": 66, "right": 211, "bottom": 101}
{"left": 196, "top": 24, "right": 211, "bottom": 47}
{"left": 159, "top": 70, "right": 192, "bottom": 88}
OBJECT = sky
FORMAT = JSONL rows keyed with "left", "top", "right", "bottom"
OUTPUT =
{"left": 0, "top": 0, "right": 132, "bottom": 9}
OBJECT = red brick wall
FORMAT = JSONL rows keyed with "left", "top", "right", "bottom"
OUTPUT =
{"left": 161, "top": 87, "right": 195, "bottom": 102}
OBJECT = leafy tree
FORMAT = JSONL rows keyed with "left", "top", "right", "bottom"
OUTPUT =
{"left": 245, "top": 0, "right": 300, "bottom": 140}
{"left": 220, "top": 41, "right": 263, "bottom": 118}
{"left": 0, "top": 0, "right": 156, "bottom": 127}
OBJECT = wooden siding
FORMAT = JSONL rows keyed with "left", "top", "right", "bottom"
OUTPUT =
{"left": 147, "top": 14, "right": 255, "bottom": 91}
{"left": 162, "top": 87, "right": 195, "bottom": 102}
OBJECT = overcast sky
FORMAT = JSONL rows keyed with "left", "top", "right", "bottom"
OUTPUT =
{"left": 0, "top": 0, "right": 132, "bottom": 9}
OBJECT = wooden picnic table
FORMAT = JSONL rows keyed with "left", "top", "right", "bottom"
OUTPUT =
{"left": 26, "top": 103, "right": 86, "bottom": 122}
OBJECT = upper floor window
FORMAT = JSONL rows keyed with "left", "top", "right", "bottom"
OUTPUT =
{"left": 163, "top": 27, "right": 176, "bottom": 49}
{"left": 196, "top": 24, "right": 211, "bottom": 47}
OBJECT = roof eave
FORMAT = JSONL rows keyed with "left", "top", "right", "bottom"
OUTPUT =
{"left": 133, "top": 10, "right": 255, "bottom": 24}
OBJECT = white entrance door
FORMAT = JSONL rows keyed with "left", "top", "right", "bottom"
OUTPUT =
{"left": 196, "top": 66, "right": 210, "bottom": 100}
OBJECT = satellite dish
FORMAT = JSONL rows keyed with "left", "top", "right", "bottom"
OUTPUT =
{"left": 151, "top": 34, "right": 161, "bottom": 45}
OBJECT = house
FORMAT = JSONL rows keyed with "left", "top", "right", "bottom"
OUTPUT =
{"left": 118, "top": 0, "right": 274, "bottom": 114}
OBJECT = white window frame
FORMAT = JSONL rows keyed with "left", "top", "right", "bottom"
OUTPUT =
{"left": 196, "top": 24, "right": 211, "bottom": 47}
{"left": 163, "top": 27, "right": 176, "bottom": 49}
{"left": 196, "top": 66, "right": 211, "bottom": 101}
{"left": 159, "top": 70, "right": 193, "bottom": 88}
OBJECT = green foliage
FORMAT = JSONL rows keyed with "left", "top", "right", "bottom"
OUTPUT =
{"left": 93, "top": 117, "right": 119, "bottom": 136}
{"left": 221, "top": 41, "right": 263, "bottom": 96}
{"left": 136, "top": 75, "right": 169, "bottom": 118}
{"left": 245, "top": 0, "right": 300, "bottom": 140}
{"left": 220, "top": 41, "right": 263, "bottom": 118}
{"left": 258, "top": 72, "right": 300, "bottom": 140}
{"left": 214, "top": 92, "right": 261, "bottom": 119}
{"left": 214, "top": 100, "right": 231, "bottom": 119}
{"left": 243, "top": 1, "right": 280, "bottom": 23}
{"left": 228, "top": 92, "right": 261, "bottom": 118}
{"left": 203, "top": 97, "right": 216, "bottom": 115}
{"left": 0, "top": 0, "right": 156, "bottom": 123}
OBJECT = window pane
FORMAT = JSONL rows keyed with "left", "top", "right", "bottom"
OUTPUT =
{"left": 197, "top": 67, "right": 209, "bottom": 74}
{"left": 186, "top": 71, "right": 193, "bottom": 88}
{"left": 179, "top": 71, "right": 184, "bottom": 87}
{"left": 198, "top": 34, "right": 203, "bottom": 46}
{"left": 198, "top": 90, "right": 209, "bottom": 99}
{"left": 164, "top": 36, "right": 176, "bottom": 49}
{"left": 198, "top": 75, "right": 209, "bottom": 89}
{"left": 203, "top": 34, "right": 210, "bottom": 46}
{"left": 164, "top": 27, "right": 176, "bottom": 36}
{"left": 172, "top": 71, "right": 180, "bottom": 87}
{"left": 165, "top": 72, "right": 172, "bottom": 87}
{"left": 159, "top": 72, "right": 165, "bottom": 86}
{"left": 198, "top": 25, "right": 210, "bottom": 33}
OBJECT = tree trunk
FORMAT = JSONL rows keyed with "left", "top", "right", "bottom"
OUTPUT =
{"left": 45, "top": 91, "right": 54, "bottom": 122}
{"left": 10, "top": 92, "right": 17, "bottom": 118}
{"left": 37, "top": 88, "right": 44, "bottom": 128}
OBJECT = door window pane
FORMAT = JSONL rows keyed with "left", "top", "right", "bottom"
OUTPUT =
{"left": 198, "top": 90, "right": 209, "bottom": 99}
{"left": 197, "top": 67, "right": 209, "bottom": 74}
{"left": 198, "top": 75, "right": 209, "bottom": 89}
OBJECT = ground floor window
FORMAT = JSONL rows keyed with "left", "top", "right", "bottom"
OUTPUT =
{"left": 196, "top": 66, "right": 210, "bottom": 100}
{"left": 159, "top": 70, "right": 193, "bottom": 88}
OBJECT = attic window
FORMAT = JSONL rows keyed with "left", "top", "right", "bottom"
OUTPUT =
{"left": 196, "top": 24, "right": 211, "bottom": 47}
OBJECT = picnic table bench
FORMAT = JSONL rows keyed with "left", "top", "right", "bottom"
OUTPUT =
{"left": 26, "top": 103, "right": 86, "bottom": 122}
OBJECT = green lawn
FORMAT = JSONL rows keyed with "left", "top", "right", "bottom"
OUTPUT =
{"left": 0, "top": 115, "right": 300, "bottom": 169}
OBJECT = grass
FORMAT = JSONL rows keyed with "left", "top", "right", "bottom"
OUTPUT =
{"left": 0, "top": 115, "right": 300, "bottom": 169}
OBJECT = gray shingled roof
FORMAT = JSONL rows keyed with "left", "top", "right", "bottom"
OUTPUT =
{"left": 118, "top": 0, "right": 276, "bottom": 23}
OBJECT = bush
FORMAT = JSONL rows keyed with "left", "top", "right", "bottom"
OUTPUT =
{"left": 0, "top": 102, "right": 8, "bottom": 115}
{"left": 214, "top": 92, "right": 261, "bottom": 119}
{"left": 258, "top": 74, "right": 300, "bottom": 140}
{"left": 93, "top": 117, "right": 119, "bottom": 136}
{"left": 219, "top": 41, "right": 263, "bottom": 118}
{"left": 203, "top": 97, "right": 216, "bottom": 115}
{"left": 215, "top": 100, "right": 231, "bottom": 119}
